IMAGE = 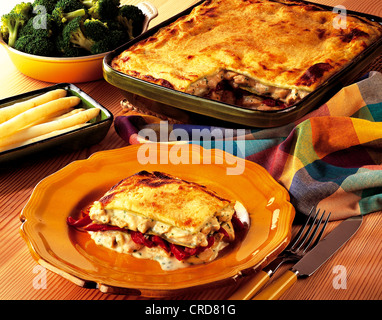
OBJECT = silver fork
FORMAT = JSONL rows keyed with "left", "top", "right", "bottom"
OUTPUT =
{"left": 228, "top": 207, "right": 331, "bottom": 300}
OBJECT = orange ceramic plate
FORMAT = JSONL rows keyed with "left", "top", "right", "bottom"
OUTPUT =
{"left": 20, "top": 144, "right": 294, "bottom": 297}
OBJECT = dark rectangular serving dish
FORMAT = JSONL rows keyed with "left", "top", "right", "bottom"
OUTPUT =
{"left": 0, "top": 83, "right": 113, "bottom": 165}
{"left": 103, "top": 0, "right": 382, "bottom": 128}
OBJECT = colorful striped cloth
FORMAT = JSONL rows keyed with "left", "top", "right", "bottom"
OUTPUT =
{"left": 114, "top": 71, "right": 382, "bottom": 220}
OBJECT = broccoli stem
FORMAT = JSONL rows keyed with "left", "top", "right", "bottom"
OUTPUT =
{"left": 71, "top": 31, "right": 94, "bottom": 51}
{"left": 7, "top": 23, "right": 20, "bottom": 47}
{"left": 125, "top": 19, "right": 133, "bottom": 40}
{"left": 81, "top": 0, "right": 94, "bottom": 8}
{"left": 64, "top": 8, "right": 86, "bottom": 21}
{"left": 8, "top": 32, "right": 18, "bottom": 47}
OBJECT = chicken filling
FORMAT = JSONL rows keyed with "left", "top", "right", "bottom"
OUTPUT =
{"left": 185, "top": 70, "right": 310, "bottom": 110}
{"left": 90, "top": 230, "right": 230, "bottom": 270}
{"left": 67, "top": 201, "right": 248, "bottom": 271}
{"left": 89, "top": 201, "right": 235, "bottom": 248}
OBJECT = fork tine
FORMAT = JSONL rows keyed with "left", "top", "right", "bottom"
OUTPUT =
{"left": 286, "top": 206, "right": 315, "bottom": 251}
{"left": 293, "top": 208, "right": 321, "bottom": 251}
{"left": 228, "top": 207, "right": 332, "bottom": 300}
{"left": 300, "top": 210, "right": 326, "bottom": 253}
{"left": 308, "top": 211, "right": 331, "bottom": 250}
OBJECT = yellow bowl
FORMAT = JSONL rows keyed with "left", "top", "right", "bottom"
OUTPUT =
{"left": 0, "top": 1, "right": 158, "bottom": 83}
{"left": 0, "top": 43, "right": 105, "bottom": 83}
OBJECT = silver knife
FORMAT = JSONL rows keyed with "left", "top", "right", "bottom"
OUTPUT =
{"left": 252, "top": 215, "right": 363, "bottom": 300}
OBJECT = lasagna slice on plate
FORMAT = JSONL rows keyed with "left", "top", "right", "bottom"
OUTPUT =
{"left": 67, "top": 171, "right": 249, "bottom": 270}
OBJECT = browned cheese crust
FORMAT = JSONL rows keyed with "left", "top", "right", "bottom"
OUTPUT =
{"left": 111, "top": 0, "right": 382, "bottom": 109}
{"left": 91, "top": 170, "right": 233, "bottom": 234}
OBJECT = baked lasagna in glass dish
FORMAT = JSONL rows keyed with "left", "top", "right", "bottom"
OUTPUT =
{"left": 110, "top": 0, "right": 382, "bottom": 112}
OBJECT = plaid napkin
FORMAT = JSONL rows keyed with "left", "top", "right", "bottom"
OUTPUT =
{"left": 114, "top": 71, "right": 382, "bottom": 220}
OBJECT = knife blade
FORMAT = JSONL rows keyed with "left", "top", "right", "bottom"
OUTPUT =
{"left": 252, "top": 215, "right": 363, "bottom": 300}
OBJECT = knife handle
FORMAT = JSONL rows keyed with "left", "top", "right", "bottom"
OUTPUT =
{"left": 252, "top": 270, "right": 298, "bottom": 300}
{"left": 228, "top": 270, "right": 271, "bottom": 300}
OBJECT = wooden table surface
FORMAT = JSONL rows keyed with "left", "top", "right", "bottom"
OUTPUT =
{"left": 1, "top": 0, "right": 381, "bottom": 302}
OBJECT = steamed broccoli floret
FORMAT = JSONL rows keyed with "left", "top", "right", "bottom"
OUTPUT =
{"left": 89, "top": 30, "right": 124, "bottom": 54}
{"left": 89, "top": 38, "right": 109, "bottom": 54}
{"left": 0, "top": 2, "right": 33, "bottom": 47}
{"left": 108, "top": 29, "right": 128, "bottom": 47}
{"left": 20, "top": 12, "right": 56, "bottom": 38}
{"left": 1, "top": 14, "right": 23, "bottom": 47}
{"left": 52, "top": 7, "right": 86, "bottom": 27}
{"left": 69, "top": 16, "right": 117, "bottom": 54}
{"left": 117, "top": 4, "right": 145, "bottom": 39}
{"left": 62, "top": 45, "right": 87, "bottom": 56}
{"left": 52, "top": 0, "right": 86, "bottom": 26}
{"left": 82, "top": 18, "right": 111, "bottom": 54}
{"left": 15, "top": 33, "right": 57, "bottom": 56}
{"left": 89, "top": 28, "right": 128, "bottom": 53}
{"left": 32, "top": 0, "right": 58, "bottom": 13}
{"left": 83, "top": 18, "right": 108, "bottom": 41}
{"left": 55, "top": 0, "right": 85, "bottom": 12}
{"left": 83, "top": 18, "right": 132, "bottom": 53}
{"left": 14, "top": 11, "right": 57, "bottom": 56}
{"left": 1, "top": 0, "right": 143, "bottom": 56}
{"left": 102, "top": 18, "right": 122, "bottom": 31}
{"left": 85, "top": 0, "right": 120, "bottom": 20}
{"left": 62, "top": 15, "right": 93, "bottom": 51}
{"left": 14, "top": 35, "right": 29, "bottom": 51}
{"left": 55, "top": 33, "right": 88, "bottom": 56}
{"left": 11, "top": 2, "right": 34, "bottom": 16}
{"left": 61, "top": 15, "right": 123, "bottom": 55}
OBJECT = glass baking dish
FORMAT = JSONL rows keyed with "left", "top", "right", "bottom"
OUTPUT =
{"left": 103, "top": 0, "right": 382, "bottom": 128}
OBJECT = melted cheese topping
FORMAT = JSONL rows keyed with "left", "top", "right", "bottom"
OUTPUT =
{"left": 111, "top": 0, "right": 382, "bottom": 108}
{"left": 89, "top": 202, "right": 234, "bottom": 248}
{"left": 94, "top": 171, "right": 234, "bottom": 235}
